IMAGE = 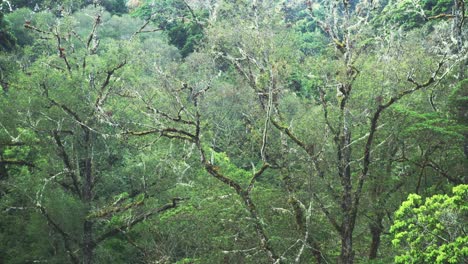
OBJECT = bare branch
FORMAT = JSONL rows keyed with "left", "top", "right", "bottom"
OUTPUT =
{"left": 247, "top": 163, "right": 269, "bottom": 194}
{"left": 53, "top": 29, "right": 72, "bottom": 72}
{"left": 131, "top": 14, "right": 163, "bottom": 40}
{"left": 146, "top": 105, "right": 196, "bottom": 125}
{"left": 95, "top": 60, "right": 127, "bottom": 110}
{"left": 86, "top": 14, "right": 101, "bottom": 51}
{"left": 24, "top": 23, "right": 51, "bottom": 35}
{"left": 182, "top": 0, "right": 202, "bottom": 26}
{"left": 124, "top": 127, "right": 196, "bottom": 141}
{"left": 312, "top": 193, "right": 341, "bottom": 233}
{"left": 37, "top": 205, "right": 80, "bottom": 264}
{"left": 352, "top": 57, "right": 447, "bottom": 220}
{"left": 93, "top": 198, "right": 186, "bottom": 246}
{"left": 318, "top": 86, "right": 337, "bottom": 136}
{"left": 86, "top": 197, "right": 145, "bottom": 220}
{"left": 52, "top": 130, "right": 81, "bottom": 198}
{"left": 0, "top": 159, "right": 35, "bottom": 167}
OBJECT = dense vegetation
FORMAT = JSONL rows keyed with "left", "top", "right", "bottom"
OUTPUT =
{"left": 0, "top": 0, "right": 466, "bottom": 263}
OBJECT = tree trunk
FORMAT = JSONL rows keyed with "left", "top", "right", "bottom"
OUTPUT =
{"left": 310, "top": 240, "right": 323, "bottom": 264}
{"left": 368, "top": 217, "right": 383, "bottom": 260}
{"left": 339, "top": 113, "right": 354, "bottom": 264}
{"left": 339, "top": 162, "right": 354, "bottom": 264}
{"left": 82, "top": 129, "right": 95, "bottom": 264}
{"left": 340, "top": 221, "right": 354, "bottom": 264}
{"left": 453, "top": 0, "right": 465, "bottom": 79}
{"left": 0, "top": 157, "right": 8, "bottom": 199}
{"left": 464, "top": 135, "right": 468, "bottom": 197}
{"left": 339, "top": 169, "right": 355, "bottom": 264}
{"left": 83, "top": 220, "right": 94, "bottom": 264}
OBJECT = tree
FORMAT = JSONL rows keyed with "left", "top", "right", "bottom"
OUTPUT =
{"left": 390, "top": 184, "right": 468, "bottom": 263}
{"left": 0, "top": 0, "right": 466, "bottom": 263}
{"left": 1, "top": 6, "right": 184, "bottom": 263}
{"left": 199, "top": 0, "right": 463, "bottom": 262}
{"left": 88, "top": 0, "right": 467, "bottom": 262}
{"left": 119, "top": 48, "right": 284, "bottom": 261}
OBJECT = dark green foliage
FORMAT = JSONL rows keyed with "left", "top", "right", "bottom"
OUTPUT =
{"left": 0, "top": 0, "right": 466, "bottom": 263}
{"left": 132, "top": 0, "right": 206, "bottom": 57}
{"left": 449, "top": 79, "right": 468, "bottom": 123}
{"left": 423, "top": 0, "right": 453, "bottom": 16}
{"left": 166, "top": 21, "right": 204, "bottom": 57}
{"left": 286, "top": 71, "right": 322, "bottom": 99}
{"left": 100, "top": 0, "right": 128, "bottom": 15}
{"left": 373, "top": 0, "right": 454, "bottom": 30}
{"left": 0, "top": 10, "right": 16, "bottom": 51}
{"left": 393, "top": 105, "right": 467, "bottom": 140}
{"left": 283, "top": 2, "right": 328, "bottom": 55}
{"left": 5, "top": 8, "right": 56, "bottom": 47}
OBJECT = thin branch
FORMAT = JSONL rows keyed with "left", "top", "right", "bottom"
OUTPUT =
{"left": 124, "top": 127, "right": 196, "bottom": 141}
{"left": 352, "top": 57, "right": 446, "bottom": 220}
{"left": 182, "top": 0, "right": 202, "bottom": 26}
{"left": 131, "top": 14, "right": 163, "bottom": 40}
{"left": 95, "top": 60, "right": 127, "bottom": 110}
{"left": 86, "top": 197, "right": 144, "bottom": 220}
{"left": 37, "top": 205, "right": 80, "bottom": 264}
{"left": 86, "top": 14, "right": 101, "bottom": 50}
{"left": 93, "top": 198, "right": 186, "bottom": 246}
{"left": 145, "top": 104, "right": 195, "bottom": 126}
{"left": 24, "top": 23, "right": 51, "bottom": 35}
{"left": 318, "top": 86, "right": 337, "bottom": 136}
{"left": 52, "top": 130, "right": 81, "bottom": 198}
{"left": 0, "top": 159, "right": 35, "bottom": 167}
{"left": 427, "top": 14, "right": 465, "bottom": 20}
{"left": 54, "top": 29, "right": 72, "bottom": 73}
{"left": 270, "top": 119, "right": 311, "bottom": 155}
{"left": 312, "top": 193, "right": 341, "bottom": 233}
{"left": 294, "top": 202, "right": 311, "bottom": 263}
{"left": 204, "top": 163, "right": 244, "bottom": 194}
{"left": 246, "top": 163, "right": 269, "bottom": 194}
{"left": 222, "top": 247, "right": 259, "bottom": 254}
{"left": 199, "top": 145, "right": 278, "bottom": 262}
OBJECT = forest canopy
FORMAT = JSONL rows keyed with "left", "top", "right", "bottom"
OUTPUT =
{"left": 0, "top": 0, "right": 466, "bottom": 263}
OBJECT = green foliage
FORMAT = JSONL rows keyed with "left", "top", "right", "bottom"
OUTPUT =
{"left": 175, "top": 258, "right": 201, "bottom": 264}
{"left": 0, "top": 10, "right": 16, "bottom": 51}
{"left": 391, "top": 185, "right": 468, "bottom": 263}
{"left": 132, "top": 0, "right": 206, "bottom": 57}
{"left": 100, "top": 0, "right": 128, "bottom": 15}
{"left": 166, "top": 21, "right": 204, "bottom": 57}
{"left": 5, "top": 8, "right": 56, "bottom": 47}
{"left": 393, "top": 105, "right": 467, "bottom": 140}
{"left": 374, "top": 0, "right": 453, "bottom": 30}
{"left": 449, "top": 79, "right": 468, "bottom": 124}
{"left": 0, "top": 211, "right": 68, "bottom": 264}
{"left": 0, "top": 0, "right": 466, "bottom": 263}
{"left": 285, "top": 2, "right": 328, "bottom": 55}
{"left": 209, "top": 148, "right": 253, "bottom": 184}
{"left": 286, "top": 70, "right": 323, "bottom": 99}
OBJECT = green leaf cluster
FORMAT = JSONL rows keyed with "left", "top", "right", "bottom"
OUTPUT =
{"left": 391, "top": 185, "right": 468, "bottom": 263}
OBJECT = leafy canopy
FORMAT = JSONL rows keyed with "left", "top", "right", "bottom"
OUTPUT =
{"left": 391, "top": 185, "right": 468, "bottom": 263}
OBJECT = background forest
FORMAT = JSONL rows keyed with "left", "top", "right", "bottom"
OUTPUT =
{"left": 0, "top": 0, "right": 466, "bottom": 263}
